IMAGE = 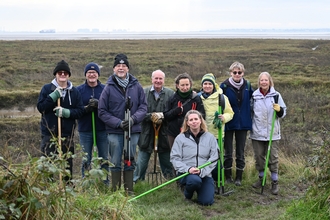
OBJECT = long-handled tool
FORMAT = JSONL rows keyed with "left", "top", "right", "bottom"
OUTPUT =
{"left": 124, "top": 97, "right": 133, "bottom": 167}
{"left": 128, "top": 159, "right": 218, "bottom": 202}
{"left": 57, "top": 98, "right": 63, "bottom": 188}
{"left": 91, "top": 110, "right": 98, "bottom": 165}
{"left": 261, "top": 109, "right": 277, "bottom": 194}
{"left": 216, "top": 94, "right": 234, "bottom": 196}
{"left": 148, "top": 122, "right": 162, "bottom": 185}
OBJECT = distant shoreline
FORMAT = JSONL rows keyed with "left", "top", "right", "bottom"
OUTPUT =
{"left": 0, "top": 31, "right": 330, "bottom": 40}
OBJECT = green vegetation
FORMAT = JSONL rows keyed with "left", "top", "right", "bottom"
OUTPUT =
{"left": 0, "top": 39, "right": 330, "bottom": 219}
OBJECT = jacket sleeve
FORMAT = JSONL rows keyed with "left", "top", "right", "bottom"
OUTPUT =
{"left": 276, "top": 93, "right": 287, "bottom": 118}
{"left": 131, "top": 86, "right": 148, "bottom": 124}
{"left": 222, "top": 95, "right": 234, "bottom": 123}
{"left": 170, "top": 135, "right": 190, "bottom": 173}
{"left": 37, "top": 85, "right": 57, "bottom": 114}
{"left": 199, "top": 135, "right": 219, "bottom": 178}
{"left": 68, "top": 89, "right": 85, "bottom": 119}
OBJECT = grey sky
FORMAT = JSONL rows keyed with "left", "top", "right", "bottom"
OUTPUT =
{"left": 1, "top": 0, "right": 329, "bottom": 32}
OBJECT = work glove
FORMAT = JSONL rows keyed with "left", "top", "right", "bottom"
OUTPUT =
{"left": 121, "top": 117, "right": 134, "bottom": 131}
{"left": 84, "top": 98, "right": 99, "bottom": 113}
{"left": 173, "top": 106, "right": 183, "bottom": 116}
{"left": 212, "top": 111, "right": 222, "bottom": 129}
{"left": 273, "top": 104, "right": 281, "bottom": 112}
{"left": 53, "top": 106, "right": 70, "bottom": 118}
{"left": 49, "top": 87, "right": 63, "bottom": 102}
{"left": 151, "top": 112, "right": 164, "bottom": 124}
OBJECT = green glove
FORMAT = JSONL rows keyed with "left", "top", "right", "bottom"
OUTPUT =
{"left": 212, "top": 111, "right": 222, "bottom": 129}
{"left": 53, "top": 106, "right": 70, "bottom": 118}
{"left": 49, "top": 87, "right": 63, "bottom": 102}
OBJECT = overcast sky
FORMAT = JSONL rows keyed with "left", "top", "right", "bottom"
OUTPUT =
{"left": 1, "top": 0, "right": 329, "bottom": 32}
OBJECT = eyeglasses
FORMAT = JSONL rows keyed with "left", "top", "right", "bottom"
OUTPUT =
{"left": 57, "top": 71, "right": 69, "bottom": 76}
{"left": 232, "top": 71, "right": 243, "bottom": 75}
{"left": 86, "top": 71, "right": 97, "bottom": 75}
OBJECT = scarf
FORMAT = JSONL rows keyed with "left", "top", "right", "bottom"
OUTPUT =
{"left": 229, "top": 77, "right": 244, "bottom": 90}
{"left": 114, "top": 73, "right": 129, "bottom": 88}
{"left": 177, "top": 88, "right": 192, "bottom": 98}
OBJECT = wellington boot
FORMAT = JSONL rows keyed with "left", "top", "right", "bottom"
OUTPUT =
{"left": 252, "top": 176, "right": 263, "bottom": 189}
{"left": 234, "top": 170, "right": 243, "bottom": 186}
{"left": 271, "top": 180, "right": 279, "bottom": 195}
{"left": 123, "top": 170, "right": 134, "bottom": 195}
{"left": 224, "top": 169, "right": 233, "bottom": 184}
{"left": 111, "top": 171, "right": 121, "bottom": 192}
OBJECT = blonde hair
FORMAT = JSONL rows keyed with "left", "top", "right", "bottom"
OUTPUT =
{"left": 229, "top": 61, "right": 245, "bottom": 72}
{"left": 258, "top": 72, "right": 274, "bottom": 88}
{"left": 181, "top": 110, "right": 208, "bottom": 133}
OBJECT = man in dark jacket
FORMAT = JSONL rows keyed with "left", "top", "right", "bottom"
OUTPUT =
{"left": 133, "top": 70, "right": 175, "bottom": 182}
{"left": 37, "top": 60, "right": 84, "bottom": 183}
{"left": 98, "top": 54, "right": 147, "bottom": 193}
{"left": 77, "top": 62, "right": 109, "bottom": 185}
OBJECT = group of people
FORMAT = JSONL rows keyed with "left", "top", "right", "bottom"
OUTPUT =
{"left": 37, "top": 56, "right": 286, "bottom": 206}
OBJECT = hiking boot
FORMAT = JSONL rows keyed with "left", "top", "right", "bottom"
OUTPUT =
{"left": 234, "top": 170, "right": 243, "bottom": 186}
{"left": 252, "top": 176, "right": 263, "bottom": 189}
{"left": 225, "top": 169, "right": 233, "bottom": 184}
{"left": 271, "top": 180, "right": 279, "bottom": 195}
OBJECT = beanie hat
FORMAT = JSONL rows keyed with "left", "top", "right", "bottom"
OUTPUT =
{"left": 201, "top": 73, "right": 216, "bottom": 87}
{"left": 84, "top": 62, "right": 100, "bottom": 76}
{"left": 53, "top": 60, "right": 71, "bottom": 77}
{"left": 113, "top": 53, "right": 129, "bottom": 68}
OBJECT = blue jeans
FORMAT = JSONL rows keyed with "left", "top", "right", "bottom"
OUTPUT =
{"left": 133, "top": 150, "right": 174, "bottom": 182}
{"left": 79, "top": 131, "right": 109, "bottom": 179}
{"left": 108, "top": 133, "right": 139, "bottom": 172}
{"left": 179, "top": 174, "right": 215, "bottom": 206}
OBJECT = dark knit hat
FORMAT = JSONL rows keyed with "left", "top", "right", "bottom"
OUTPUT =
{"left": 113, "top": 53, "right": 129, "bottom": 68}
{"left": 84, "top": 62, "right": 100, "bottom": 76}
{"left": 53, "top": 60, "right": 71, "bottom": 77}
{"left": 201, "top": 73, "right": 216, "bottom": 87}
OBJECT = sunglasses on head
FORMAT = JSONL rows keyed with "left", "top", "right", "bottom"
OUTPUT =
{"left": 232, "top": 71, "right": 242, "bottom": 75}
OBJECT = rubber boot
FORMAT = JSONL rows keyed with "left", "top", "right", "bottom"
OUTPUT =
{"left": 271, "top": 180, "right": 279, "bottom": 195}
{"left": 224, "top": 169, "right": 233, "bottom": 184}
{"left": 252, "top": 176, "right": 263, "bottom": 189}
{"left": 111, "top": 171, "right": 121, "bottom": 192}
{"left": 234, "top": 169, "right": 243, "bottom": 186}
{"left": 123, "top": 170, "right": 134, "bottom": 195}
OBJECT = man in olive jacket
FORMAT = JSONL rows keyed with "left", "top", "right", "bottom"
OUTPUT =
{"left": 134, "top": 70, "right": 175, "bottom": 182}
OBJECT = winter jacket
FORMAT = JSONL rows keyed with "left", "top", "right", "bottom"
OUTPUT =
{"left": 76, "top": 80, "right": 105, "bottom": 132}
{"left": 164, "top": 91, "right": 205, "bottom": 137}
{"left": 250, "top": 87, "right": 287, "bottom": 141}
{"left": 200, "top": 88, "right": 234, "bottom": 139}
{"left": 37, "top": 81, "right": 84, "bottom": 137}
{"left": 98, "top": 74, "right": 147, "bottom": 134}
{"left": 220, "top": 78, "right": 253, "bottom": 131}
{"left": 138, "top": 86, "right": 174, "bottom": 153}
{"left": 170, "top": 130, "right": 219, "bottom": 178}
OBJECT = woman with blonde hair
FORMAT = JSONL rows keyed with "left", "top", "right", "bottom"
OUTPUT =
{"left": 170, "top": 110, "right": 218, "bottom": 205}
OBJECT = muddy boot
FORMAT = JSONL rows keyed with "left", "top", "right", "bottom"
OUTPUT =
{"left": 123, "top": 170, "right": 134, "bottom": 195}
{"left": 271, "top": 180, "right": 279, "bottom": 195}
{"left": 252, "top": 176, "right": 263, "bottom": 189}
{"left": 111, "top": 171, "right": 121, "bottom": 192}
{"left": 234, "top": 170, "right": 243, "bottom": 186}
{"left": 224, "top": 169, "right": 233, "bottom": 184}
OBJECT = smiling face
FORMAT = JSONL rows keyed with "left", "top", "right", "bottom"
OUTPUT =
{"left": 202, "top": 81, "right": 214, "bottom": 94}
{"left": 113, "top": 64, "right": 129, "bottom": 79}
{"left": 152, "top": 71, "right": 165, "bottom": 92}
{"left": 230, "top": 67, "right": 244, "bottom": 82}
{"left": 85, "top": 70, "right": 99, "bottom": 85}
{"left": 177, "top": 78, "right": 191, "bottom": 92}
{"left": 259, "top": 73, "right": 270, "bottom": 93}
{"left": 55, "top": 70, "right": 69, "bottom": 85}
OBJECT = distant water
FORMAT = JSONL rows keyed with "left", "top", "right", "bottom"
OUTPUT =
{"left": 0, "top": 31, "right": 329, "bottom": 40}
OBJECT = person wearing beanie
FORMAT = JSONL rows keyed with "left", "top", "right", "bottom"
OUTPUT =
{"left": 98, "top": 53, "right": 147, "bottom": 193}
{"left": 220, "top": 61, "right": 254, "bottom": 186}
{"left": 198, "top": 73, "right": 234, "bottom": 184}
{"left": 37, "top": 60, "right": 84, "bottom": 184}
{"left": 77, "top": 62, "right": 109, "bottom": 185}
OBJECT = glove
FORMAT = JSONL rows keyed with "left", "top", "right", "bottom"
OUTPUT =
{"left": 151, "top": 112, "right": 164, "bottom": 124}
{"left": 212, "top": 111, "right": 222, "bottom": 129}
{"left": 121, "top": 117, "right": 134, "bottom": 131}
{"left": 88, "top": 98, "right": 99, "bottom": 108}
{"left": 49, "top": 87, "right": 63, "bottom": 102}
{"left": 84, "top": 105, "right": 94, "bottom": 113}
{"left": 173, "top": 106, "right": 183, "bottom": 116}
{"left": 273, "top": 104, "right": 281, "bottom": 112}
{"left": 53, "top": 106, "right": 70, "bottom": 118}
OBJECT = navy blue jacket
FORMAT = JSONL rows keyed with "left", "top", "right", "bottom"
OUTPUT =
{"left": 220, "top": 79, "right": 253, "bottom": 131}
{"left": 76, "top": 80, "right": 106, "bottom": 132}
{"left": 37, "top": 82, "right": 84, "bottom": 137}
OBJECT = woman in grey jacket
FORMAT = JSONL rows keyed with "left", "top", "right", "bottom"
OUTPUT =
{"left": 250, "top": 72, "right": 287, "bottom": 195}
{"left": 170, "top": 110, "right": 218, "bottom": 206}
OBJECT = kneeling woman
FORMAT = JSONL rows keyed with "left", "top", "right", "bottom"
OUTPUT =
{"left": 170, "top": 110, "right": 219, "bottom": 206}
